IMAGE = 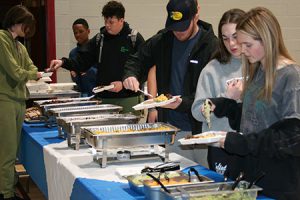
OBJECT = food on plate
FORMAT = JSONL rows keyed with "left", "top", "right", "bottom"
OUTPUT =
{"left": 185, "top": 133, "right": 217, "bottom": 139}
{"left": 203, "top": 99, "right": 212, "bottom": 129}
{"left": 25, "top": 107, "right": 43, "bottom": 121}
{"left": 153, "top": 94, "right": 173, "bottom": 102}
{"left": 93, "top": 125, "right": 172, "bottom": 135}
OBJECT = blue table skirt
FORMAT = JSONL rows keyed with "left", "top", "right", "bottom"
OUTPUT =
{"left": 19, "top": 123, "right": 64, "bottom": 199}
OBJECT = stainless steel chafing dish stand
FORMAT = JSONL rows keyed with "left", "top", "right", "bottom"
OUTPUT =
{"left": 46, "top": 104, "right": 123, "bottom": 136}
{"left": 29, "top": 90, "right": 80, "bottom": 99}
{"left": 56, "top": 114, "right": 140, "bottom": 150}
{"left": 81, "top": 123, "right": 180, "bottom": 168}
{"left": 33, "top": 95, "right": 96, "bottom": 107}
{"left": 31, "top": 97, "right": 100, "bottom": 126}
{"left": 160, "top": 181, "right": 262, "bottom": 200}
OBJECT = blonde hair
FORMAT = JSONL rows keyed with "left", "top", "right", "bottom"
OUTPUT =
{"left": 237, "top": 7, "right": 294, "bottom": 101}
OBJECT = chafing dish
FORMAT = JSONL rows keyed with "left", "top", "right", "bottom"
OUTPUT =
{"left": 160, "top": 181, "right": 262, "bottom": 200}
{"left": 56, "top": 113, "right": 140, "bottom": 150}
{"left": 29, "top": 90, "right": 80, "bottom": 99}
{"left": 33, "top": 96, "right": 96, "bottom": 106}
{"left": 127, "top": 170, "right": 213, "bottom": 196}
{"left": 81, "top": 122, "right": 179, "bottom": 167}
{"left": 36, "top": 100, "right": 101, "bottom": 114}
{"left": 45, "top": 104, "right": 122, "bottom": 125}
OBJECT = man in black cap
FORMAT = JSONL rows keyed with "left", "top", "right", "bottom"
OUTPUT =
{"left": 122, "top": 0, "right": 217, "bottom": 164}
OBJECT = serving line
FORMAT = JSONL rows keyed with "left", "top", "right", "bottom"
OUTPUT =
{"left": 19, "top": 122, "right": 274, "bottom": 200}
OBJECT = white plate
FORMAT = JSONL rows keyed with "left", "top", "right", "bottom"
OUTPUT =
{"left": 178, "top": 131, "right": 226, "bottom": 145}
{"left": 226, "top": 77, "right": 245, "bottom": 85}
{"left": 49, "top": 83, "right": 76, "bottom": 90}
{"left": 92, "top": 85, "right": 115, "bottom": 93}
{"left": 39, "top": 77, "right": 52, "bottom": 82}
{"left": 40, "top": 72, "right": 53, "bottom": 77}
{"left": 132, "top": 95, "right": 180, "bottom": 110}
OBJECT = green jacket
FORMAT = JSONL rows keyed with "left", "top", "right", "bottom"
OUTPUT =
{"left": 0, "top": 30, "right": 38, "bottom": 101}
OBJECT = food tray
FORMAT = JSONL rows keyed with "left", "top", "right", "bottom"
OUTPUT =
{"left": 82, "top": 122, "right": 179, "bottom": 167}
{"left": 29, "top": 90, "right": 80, "bottom": 99}
{"left": 38, "top": 100, "right": 101, "bottom": 114}
{"left": 34, "top": 96, "right": 95, "bottom": 106}
{"left": 178, "top": 131, "right": 226, "bottom": 145}
{"left": 82, "top": 122, "right": 179, "bottom": 148}
{"left": 161, "top": 181, "right": 262, "bottom": 200}
{"left": 46, "top": 104, "right": 122, "bottom": 117}
{"left": 127, "top": 171, "right": 213, "bottom": 196}
{"left": 133, "top": 96, "right": 180, "bottom": 110}
{"left": 56, "top": 114, "right": 140, "bottom": 150}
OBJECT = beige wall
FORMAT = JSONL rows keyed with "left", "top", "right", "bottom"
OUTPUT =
{"left": 54, "top": 0, "right": 300, "bottom": 82}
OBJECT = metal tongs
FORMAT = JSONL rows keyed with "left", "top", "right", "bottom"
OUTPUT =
{"left": 231, "top": 172, "right": 245, "bottom": 190}
{"left": 141, "top": 162, "right": 180, "bottom": 173}
{"left": 146, "top": 172, "right": 170, "bottom": 193}
{"left": 137, "top": 89, "right": 153, "bottom": 98}
{"left": 188, "top": 167, "right": 203, "bottom": 182}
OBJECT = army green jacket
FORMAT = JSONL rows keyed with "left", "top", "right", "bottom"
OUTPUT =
{"left": 0, "top": 30, "right": 38, "bottom": 101}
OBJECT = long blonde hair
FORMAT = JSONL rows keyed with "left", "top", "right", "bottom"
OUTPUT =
{"left": 237, "top": 7, "right": 294, "bottom": 101}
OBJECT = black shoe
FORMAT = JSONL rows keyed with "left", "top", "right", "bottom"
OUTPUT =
{"left": 0, "top": 194, "right": 3, "bottom": 200}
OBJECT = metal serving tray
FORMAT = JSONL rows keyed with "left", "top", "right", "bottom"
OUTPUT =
{"left": 161, "top": 181, "right": 262, "bottom": 200}
{"left": 29, "top": 90, "right": 80, "bottom": 99}
{"left": 56, "top": 114, "right": 140, "bottom": 150}
{"left": 127, "top": 171, "right": 213, "bottom": 196}
{"left": 45, "top": 104, "right": 122, "bottom": 130}
{"left": 81, "top": 123, "right": 179, "bottom": 167}
{"left": 46, "top": 104, "right": 122, "bottom": 117}
{"left": 38, "top": 101, "right": 101, "bottom": 114}
{"left": 33, "top": 96, "right": 95, "bottom": 106}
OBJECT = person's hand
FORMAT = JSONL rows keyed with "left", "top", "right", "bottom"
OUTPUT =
{"left": 161, "top": 96, "right": 182, "bottom": 109}
{"left": 207, "top": 131, "right": 227, "bottom": 148}
{"left": 219, "top": 133, "right": 227, "bottom": 148}
{"left": 147, "top": 108, "right": 158, "bottom": 123}
{"left": 109, "top": 81, "right": 123, "bottom": 93}
{"left": 226, "top": 79, "right": 243, "bottom": 100}
{"left": 70, "top": 71, "right": 77, "bottom": 78}
{"left": 36, "top": 72, "right": 43, "bottom": 79}
{"left": 123, "top": 76, "right": 140, "bottom": 92}
{"left": 47, "top": 59, "right": 63, "bottom": 72}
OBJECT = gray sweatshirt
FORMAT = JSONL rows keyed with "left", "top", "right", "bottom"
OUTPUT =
{"left": 192, "top": 57, "right": 242, "bottom": 132}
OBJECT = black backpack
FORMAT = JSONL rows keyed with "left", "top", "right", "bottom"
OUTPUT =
{"left": 95, "top": 29, "right": 138, "bottom": 63}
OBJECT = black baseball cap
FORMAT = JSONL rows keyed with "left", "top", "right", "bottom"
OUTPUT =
{"left": 165, "top": 0, "right": 198, "bottom": 31}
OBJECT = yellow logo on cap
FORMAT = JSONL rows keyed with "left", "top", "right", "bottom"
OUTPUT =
{"left": 171, "top": 11, "right": 183, "bottom": 21}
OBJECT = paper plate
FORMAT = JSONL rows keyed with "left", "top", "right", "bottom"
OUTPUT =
{"left": 132, "top": 95, "right": 180, "bottom": 110}
{"left": 178, "top": 131, "right": 226, "bottom": 145}
{"left": 92, "top": 85, "right": 115, "bottom": 93}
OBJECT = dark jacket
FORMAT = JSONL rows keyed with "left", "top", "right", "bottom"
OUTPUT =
{"left": 62, "top": 22, "right": 145, "bottom": 98}
{"left": 123, "top": 20, "right": 218, "bottom": 134}
{"left": 211, "top": 97, "right": 300, "bottom": 200}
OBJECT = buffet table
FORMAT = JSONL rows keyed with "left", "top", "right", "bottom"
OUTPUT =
{"left": 19, "top": 123, "right": 273, "bottom": 200}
